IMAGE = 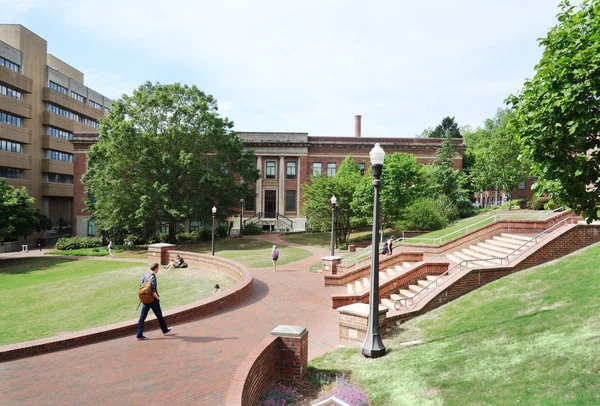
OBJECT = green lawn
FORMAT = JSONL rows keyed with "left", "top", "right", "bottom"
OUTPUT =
{"left": 179, "top": 238, "right": 312, "bottom": 268}
{"left": 310, "top": 243, "right": 600, "bottom": 405}
{"left": 0, "top": 257, "right": 235, "bottom": 345}
{"left": 282, "top": 228, "right": 375, "bottom": 248}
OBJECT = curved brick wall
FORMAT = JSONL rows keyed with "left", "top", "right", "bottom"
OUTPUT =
{"left": 0, "top": 251, "right": 252, "bottom": 362}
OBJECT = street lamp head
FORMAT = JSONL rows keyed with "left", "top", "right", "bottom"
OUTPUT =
{"left": 240, "top": 198, "right": 244, "bottom": 203}
{"left": 212, "top": 206, "right": 217, "bottom": 214}
{"left": 369, "top": 143, "right": 385, "bottom": 166}
{"left": 331, "top": 195, "right": 337, "bottom": 206}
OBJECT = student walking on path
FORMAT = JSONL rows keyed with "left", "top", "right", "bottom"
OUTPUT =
{"left": 136, "top": 263, "right": 172, "bottom": 340}
{"left": 272, "top": 245, "right": 279, "bottom": 271}
{"left": 107, "top": 241, "right": 114, "bottom": 258}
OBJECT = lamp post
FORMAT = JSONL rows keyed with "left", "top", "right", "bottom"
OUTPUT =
{"left": 361, "top": 143, "right": 386, "bottom": 358}
{"left": 240, "top": 198, "right": 244, "bottom": 238}
{"left": 330, "top": 195, "right": 337, "bottom": 257}
{"left": 211, "top": 206, "right": 217, "bottom": 256}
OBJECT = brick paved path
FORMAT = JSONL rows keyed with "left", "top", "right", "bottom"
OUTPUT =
{"left": 0, "top": 235, "right": 340, "bottom": 405}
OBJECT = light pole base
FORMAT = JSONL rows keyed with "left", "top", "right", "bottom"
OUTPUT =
{"left": 361, "top": 334, "right": 386, "bottom": 358}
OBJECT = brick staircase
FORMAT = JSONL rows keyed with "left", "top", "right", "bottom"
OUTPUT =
{"left": 445, "top": 233, "right": 537, "bottom": 268}
{"left": 345, "top": 262, "right": 413, "bottom": 295}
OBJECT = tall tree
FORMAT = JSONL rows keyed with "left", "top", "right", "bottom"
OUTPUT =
{"left": 352, "top": 153, "right": 426, "bottom": 229}
{"left": 0, "top": 179, "right": 51, "bottom": 242}
{"left": 302, "top": 156, "right": 363, "bottom": 244}
{"left": 83, "top": 82, "right": 259, "bottom": 242}
{"left": 508, "top": 0, "right": 600, "bottom": 220}
{"left": 430, "top": 116, "right": 462, "bottom": 138}
{"left": 430, "top": 131, "right": 462, "bottom": 201}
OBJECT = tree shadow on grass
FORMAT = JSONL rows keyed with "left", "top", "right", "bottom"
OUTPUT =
{"left": 0, "top": 257, "right": 79, "bottom": 275}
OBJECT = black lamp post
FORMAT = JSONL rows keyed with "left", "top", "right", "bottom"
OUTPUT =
{"left": 330, "top": 195, "right": 337, "bottom": 257}
{"left": 211, "top": 206, "right": 217, "bottom": 256}
{"left": 240, "top": 198, "right": 244, "bottom": 238}
{"left": 361, "top": 143, "right": 386, "bottom": 358}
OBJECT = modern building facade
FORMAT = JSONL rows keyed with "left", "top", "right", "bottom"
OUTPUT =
{"left": 0, "top": 25, "right": 111, "bottom": 229}
{"left": 71, "top": 116, "right": 464, "bottom": 236}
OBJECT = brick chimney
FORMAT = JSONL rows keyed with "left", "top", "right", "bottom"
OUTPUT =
{"left": 354, "top": 115, "right": 362, "bottom": 137}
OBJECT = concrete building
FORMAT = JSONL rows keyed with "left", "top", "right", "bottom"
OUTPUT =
{"left": 71, "top": 115, "right": 464, "bottom": 236}
{"left": 0, "top": 25, "right": 111, "bottom": 230}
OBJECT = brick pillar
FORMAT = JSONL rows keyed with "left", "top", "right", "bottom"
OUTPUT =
{"left": 338, "top": 303, "right": 388, "bottom": 346}
{"left": 271, "top": 325, "right": 308, "bottom": 381}
{"left": 147, "top": 243, "right": 176, "bottom": 265}
{"left": 321, "top": 256, "right": 342, "bottom": 275}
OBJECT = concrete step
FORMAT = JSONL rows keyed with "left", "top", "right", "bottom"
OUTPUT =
{"left": 453, "top": 251, "right": 496, "bottom": 267}
{"left": 354, "top": 280, "right": 363, "bottom": 293}
{"left": 362, "top": 277, "right": 370, "bottom": 288}
{"left": 379, "top": 272, "right": 387, "bottom": 280}
{"left": 486, "top": 239, "right": 524, "bottom": 251}
{"left": 501, "top": 233, "right": 535, "bottom": 242}
{"left": 477, "top": 242, "right": 514, "bottom": 255}
{"left": 388, "top": 268, "right": 398, "bottom": 276}
{"left": 492, "top": 236, "right": 530, "bottom": 247}
{"left": 470, "top": 244, "right": 509, "bottom": 257}
{"left": 403, "top": 262, "right": 412, "bottom": 268}
{"left": 346, "top": 284, "right": 354, "bottom": 294}
{"left": 381, "top": 298, "right": 396, "bottom": 310}
{"left": 417, "top": 279, "right": 430, "bottom": 288}
{"left": 399, "top": 289, "right": 413, "bottom": 297}
{"left": 408, "top": 284, "right": 424, "bottom": 294}
{"left": 462, "top": 248, "right": 503, "bottom": 264}
{"left": 426, "top": 275, "right": 440, "bottom": 282}
{"left": 446, "top": 253, "right": 462, "bottom": 264}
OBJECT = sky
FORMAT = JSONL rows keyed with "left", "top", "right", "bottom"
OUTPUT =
{"left": 2, "top": 0, "right": 567, "bottom": 138}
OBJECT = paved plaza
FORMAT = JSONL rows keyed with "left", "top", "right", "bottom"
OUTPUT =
{"left": 0, "top": 235, "right": 340, "bottom": 405}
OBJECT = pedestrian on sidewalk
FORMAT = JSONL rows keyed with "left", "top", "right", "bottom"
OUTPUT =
{"left": 107, "top": 241, "right": 114, "bottom": 258}
{"left": 136, "top": 262, "right": 172, "bottom": 340}
{"left": 272, "top": 245, "right": 279, "bottom": 271}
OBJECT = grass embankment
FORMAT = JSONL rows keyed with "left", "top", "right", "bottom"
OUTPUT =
{"left": 310, "top": 243, "right": 600, "bottom": 405}
{"left": 0, "top": 257, "right": 235, "bottom": 345}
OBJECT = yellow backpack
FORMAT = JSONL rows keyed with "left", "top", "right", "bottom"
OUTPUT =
{"left": 138, "top": 274, "right": 155, "bottom": 304}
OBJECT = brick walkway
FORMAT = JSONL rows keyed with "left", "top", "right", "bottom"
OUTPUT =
{"left": 0, "top": 235, "right": 340, "bottom": 405}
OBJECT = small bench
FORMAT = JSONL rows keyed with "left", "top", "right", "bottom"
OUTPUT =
{"left": 21, "top": 245, "right": 28, "bottom": 253}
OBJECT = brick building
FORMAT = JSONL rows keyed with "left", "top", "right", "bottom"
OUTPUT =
{"left": 71, "top": 115, "right": 465, "bottom": 235}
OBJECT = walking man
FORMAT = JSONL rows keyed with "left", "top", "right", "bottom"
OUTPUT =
{"left": 136, "top": 262, "right": 172, "bottom": 340}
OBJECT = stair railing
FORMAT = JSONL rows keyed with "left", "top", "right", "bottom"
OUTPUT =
{"left": 396, "top": 208, "right": 567, "bottom": 246}
{"left": 393, "top": 214, "right": 579, "bottom": 311}
{"left": 276, "top": 213, "right": 294, "bottom": 229}
{"left": 243, "top": 212, "right": 261, "bottom": 226}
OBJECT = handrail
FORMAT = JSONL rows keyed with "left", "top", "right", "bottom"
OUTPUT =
{"left": 395, "top": 207, "right": 566, "bottom": 246}
{"left": 393, "top": 214, "right": 578, "bottom": 311}
{"left": 243, "top": 212, "right": 261, "bottom": 225}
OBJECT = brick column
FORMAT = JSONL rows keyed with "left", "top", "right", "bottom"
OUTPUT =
{"left": 338, "top": 303, "right": 388, "bottom": 346}
{"left": 147, "top": 243, "right": 176, "bottom": 265}
{"left": 271, "top": 325, "right": 308, "bottom": 381}
{"left": 321, "top": 256, "right": 342, "bottom": 275}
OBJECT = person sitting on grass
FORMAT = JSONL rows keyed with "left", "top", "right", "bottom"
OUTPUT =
{"left": 164, "top": 254, "right": 185, "bottom": 270}
{"left": 213, "top": 284, "right": 221, "bottom": 295}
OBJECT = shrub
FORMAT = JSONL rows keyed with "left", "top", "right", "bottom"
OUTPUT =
{"left": 124, "top": 233, "right": 145, "bottom": 245}
{"left": 434, "top": 195, "right": 459, "bottom": 222}
{"left": 532, "top": 196, "right": 551, "bottom": 210}
{"left": 243, "top": 222, "right": 264, "bottom": 235}
{"left": 216, "top": 225, "right": 228, "bottom": 239}
{"left": 146, "top": 233, "right": 168, "bottom": 244}
{"left": 176, "top": 231, "right": 202, "bottom": 243}
{"left": 400, "top": 198, "right": 448, "bottom": 231}
{"left": 457, "top": 198, "right": 475, "bottom": 218}
{"left": 258, "top": 382, "right": 298, "bottom": 406}
{"left": 320, "top": 375, "right": 369, "bottom": 406}
{"left": 500, "top": 199, "right": 522, "bottom": 210}
{"left": 55, "top": 236, "right": 103, "bottom": 250}
{"left": 544, "top": 200, "right": 557, "bottom": 210}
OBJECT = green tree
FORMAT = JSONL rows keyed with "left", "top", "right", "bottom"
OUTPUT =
{"left": 508, "top": 0, "right": 600, "bottom": 220}
{"left": 352, "top": 153, "right": 426, "bottom": 230}
{"left": 0, "top": 179, "right": 51, "bottom": 242}
{"left": 430, "top": 116, "right": 462, "bottom": 138}
{"left": 302, "top": 156, "right": 363, "bottom": 244}
{"left": 83, "top": 82, "right": 259, "bottom": 242}
{"left": 430, "top": 131, "right": 462, "bottom": 201}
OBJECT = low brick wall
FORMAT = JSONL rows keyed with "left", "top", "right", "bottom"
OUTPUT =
{"left": 388, "top": 223, "right": 600, "bottom": 325}
{"left": 225, "top": 326, "right": 308, "bottom": 406}
{"left": 331, "top": 261, "right": 448, "bottom": 308}
{"left": 0, "top": 249, "right": 252, "bottom": 362}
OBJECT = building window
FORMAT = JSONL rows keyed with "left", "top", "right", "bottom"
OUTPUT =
{"left": 312, "top": 162, "right": 322, "bottom": 177}
{"left": 266, "top": 161, "right": 276, "bottom": 179}
{"left": 44, "top": 173, "right": 73, "bottom": 184}
{"left": 327, "top": 163, "right": 337, "bottom": 177}
{"left": 0, "top": 139, "right": 23, "bottom": 153}
{"left": 0, "top": 111, "right": 23, "bottom": 127}
{"left": 71, "top": 91, "right": 86, "bottom": 103}
{"left": 0, "top": 84, "right": 23, "bottom": 100}
{"left": 87, "top": 99, "right": 103, "bottom": 110}
{"left": 83, "top": 118, "right": 99, "bottom": 128}
{"left": 245, "top": 193, "right": 256, "bottom": 211}
{"left": 49, "top": 81, "right": 68, "bottom": 94}
{"left": 46, "top": 126, "right": 73, "bottom": 140}
{"left": 286, "top": 161, "right": 297, "bottom": 179}
{"left": 0, "top": 167, "right": 22, "bottom": 179}
{"left": 46, "top": 149, "right": 74, "bottom": 163}
{"left": 357, "top": 163, "right": 366, "bottom": 175}
{"left": 103, "top": 107, "right": 110, "bottom": 114}
{"left": 518, "top": 181, "right": 526, "bottom": 190}
{"left": 0, "top": 56, "right": 20, "bottom": 72}
{"left": 159, "top": 221, "right": 169, "bottom": 234}
{"left": 190, "top": 221, "right": 200, "bottom": 232}
{"left": 87, "top": 219, "right": 96, "bottom": 237}
{"left": 47, "top": 103, "right": 80, "bottom": 121}
{"left": 285, "top": 190, "right": 296, "bottom": 212}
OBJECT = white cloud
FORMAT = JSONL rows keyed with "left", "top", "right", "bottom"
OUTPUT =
{"left": 13, "top": 0, "right": 564, "bottom": 136}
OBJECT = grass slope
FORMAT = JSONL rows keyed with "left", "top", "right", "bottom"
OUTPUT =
{"left": 1, "top": 257, "right": 235, "bottom": 345}
{"left": 310, "top": 243, "right": 600, "bottom": 405}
